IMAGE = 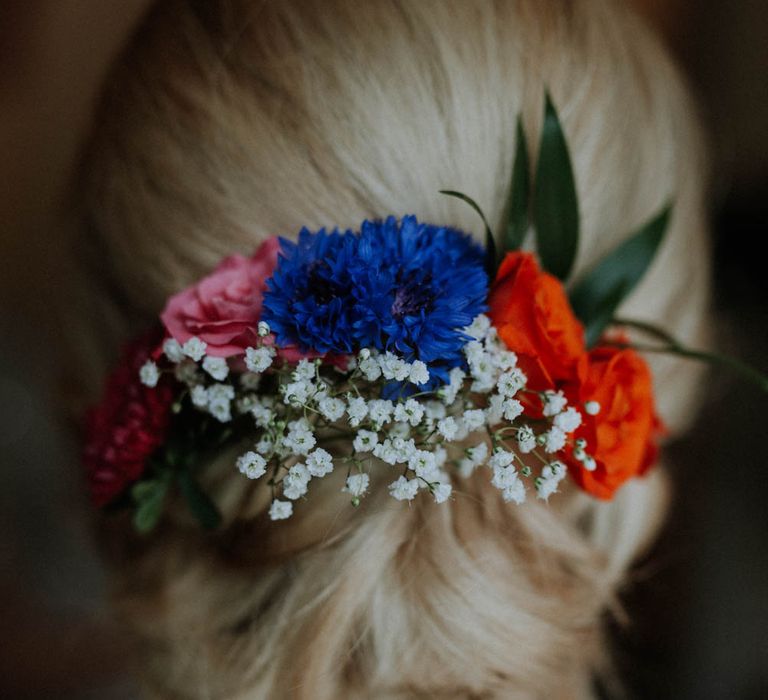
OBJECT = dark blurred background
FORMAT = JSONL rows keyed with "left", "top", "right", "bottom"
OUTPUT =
{"left": 1, "top": 1, "right": 766, "bottom": 698}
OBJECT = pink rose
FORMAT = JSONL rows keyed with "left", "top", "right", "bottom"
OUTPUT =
{"left": 161, "top": 238, "right": 280, "bottom": 357}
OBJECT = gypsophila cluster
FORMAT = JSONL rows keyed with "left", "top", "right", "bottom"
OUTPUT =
{"left": 138, "top": 314, "right": 601, "bottom": 520}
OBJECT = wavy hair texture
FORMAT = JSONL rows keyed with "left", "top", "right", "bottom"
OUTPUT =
{"left": 72, "top": 1, "right": 710, "bottom": 697}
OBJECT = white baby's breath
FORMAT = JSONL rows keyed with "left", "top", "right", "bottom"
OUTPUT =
{"left": 502, "top": 398, "right": 524, "bottom": 422}
{"left": 202, "top": 356, "right": 229, "bottom": 381}
{"left": 394, "top": 398, "right": 425, "bottom": 427}
{"left": 353, "top": 429, "right": 378, "bottom": 453}
{"left": 368, "top": 399, "right": 394, "bottom": 427}
{"left": 190, "top": 385, "right": 208, "bottom": 409}
{"left": 139, "top": 361, "right": 159, "bottom": 387}
{"left": 359, "top": 355, "right": 382, "bottom": 381}
{"left": 489, "top": 450, "right": 515, "bottom": 470}
{"left": 388, "top": 476, "right": 419, "bottom": 501}
{"left": 162, "top": 338, "right": 185, "bottom": 363}
{"left": 409, "top": 450, "right": 438, "bottom": 480}
{"left": 182, "top": 337, "right": 207, "bottom": 362}
{"left": 516, "top": 425, "right": 537, "bottom": 453}
{"left": 343, "top": 473, "right": 370, "bottom": 498}
{"left": 497, "top": 368, "right": 526, "bottom": 397}
{"left": 306, "top": 448, "right": 334, "bottom": 477}
{"left": 542, "top": 427, "right": 567, "bottom": 453}
{"left": 378, "top": 352, "right": 411, "bottom": 382}
{"left": 236, "top": 451, "right": 267, "bottom": 479}
{"left": 209, "top": 312, "right": 590, "bottom": 516}
{"left": 250, "top": 400, "right": 274, "bottom": 428}
{"left": 282, "top": 418, "right": 316, "bottom": 455}
{"left": 269, "top": 500, "right": 293, "bottom": 520}
{"left": 283, "top": 463, "right": 311, "bottom": 500}
{"left": 542, "top": 390, "right": 567, "bottom": 417}
{"left": 409, "top": 360, "right": 430, "bottom": 386}
{"left": 318, "top": 396, "right": 345, "bottom": 422}
{"left": 245, "top": 346, "right": 275, "bottom": 373}
{"left": 554, "top": 407, "right": 582, "bottom": 433}
{"left": 292, "top": 359, "right": 316, "bottom": 381}
{"left": 437, "top": 416, "right": 458, "bottom": 440}
{"left": 432, "top": 482, "right": 453, "bottom": 504}
{"left": 207, "top": 383, "right": 235, "bottom": 422}
{"left": 464, "top": 313, "right": 491, "bottom": 341}
{"left": 346, "top": 396, "right": 368, "bottom": 426}
{"left": 461, "top": 408, "right": 486, "bottom": 432}
{"left": 502, "top": 478, "right": 526, "bottom": 504}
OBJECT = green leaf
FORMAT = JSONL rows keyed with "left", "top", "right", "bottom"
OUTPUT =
{"left": 505, "top": 116, "right": 530, "bottom": 253}
{"left": 178, "top": 471, "right": 222, "bottom": 530}
{"left": 131, "top": 478, "right": 170, "bottom": 534}
{"left": 581, "top": 286, "right": 628, "bottom": 348}
{"left": 570, "top": 205, "right": 672, "bottom": 347}
{"left": 533, "top": 93, "right": 579, "bottom": 280}
{"left": 439, "top": 190, "right": 497, "bottom": 279}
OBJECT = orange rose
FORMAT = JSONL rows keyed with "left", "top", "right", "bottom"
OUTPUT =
{"left": 488, "top": 252, "right": 587, "bottom": 396}
{"left": 568, "top": 345, "right": 662, "bottom": 499}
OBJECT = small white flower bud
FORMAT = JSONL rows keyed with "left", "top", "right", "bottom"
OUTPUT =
{"left": 257, "top": 321, "right": 270, "bottom": 337}
{"left": 584, "top": 400, "right": 601, "bottom": 416}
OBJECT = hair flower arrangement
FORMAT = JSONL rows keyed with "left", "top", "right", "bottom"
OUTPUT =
{"left": 84, "top": 95, "right": 768, "bottom": 532}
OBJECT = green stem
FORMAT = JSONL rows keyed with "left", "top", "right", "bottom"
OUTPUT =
{"left": 608, "top": 317, "right": 768, "bottom": 393}
{"left": 611, "top": 317, "right": 681, "bottom": 347}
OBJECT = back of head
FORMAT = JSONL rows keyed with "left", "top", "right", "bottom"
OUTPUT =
{"left": 73, "top": 1, "right": 709, "bottom": 697}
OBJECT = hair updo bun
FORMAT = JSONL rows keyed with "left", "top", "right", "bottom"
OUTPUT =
{"left": 71, "top": 1, "right": 709, "bottom": 697}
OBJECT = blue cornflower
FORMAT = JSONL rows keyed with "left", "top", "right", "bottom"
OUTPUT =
{"left": 350, "top": 216, "right": 488, "bottom": 385}
{"left": 262, "top": 228, "right": 359, "bottom": 354}
{"left": 261, "top": 216, "right": 488, "bottom": 388}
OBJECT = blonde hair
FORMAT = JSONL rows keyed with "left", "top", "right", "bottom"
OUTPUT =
{"left": 73, "top": 1, "right": 709, "bottom": 697}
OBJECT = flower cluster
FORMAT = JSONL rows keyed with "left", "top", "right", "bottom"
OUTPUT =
{"left": 83, "top": 216, "right": 661, "bottom": 529}
{"left": 489, "top": 251, "right": 662, "bottom": 498}
{"left": 134, "top": 313, "right": 599, "bottom": 520}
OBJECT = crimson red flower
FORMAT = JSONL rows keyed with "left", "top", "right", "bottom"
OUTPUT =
{"left": 83, "top": 330, "right": 175, "bottom": 506}
{"left": 566, "top": 344, "right": 662, "bottom": 499}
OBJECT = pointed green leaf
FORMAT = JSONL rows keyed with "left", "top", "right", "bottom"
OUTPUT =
{"left": 571, "top": 205, "right": 672, "bottom": 347}
{"left": 533, "top": 93, "right": 579, "bottom": 280}
{"left": 178, "top": 471, "right": 222, "bottom": 530}
{"left": 132, "top": 478, "right": 170, "bottom": 534}
{"left": 581, "top": 285, "right": 628, "bottom": 348}
{"left": 505, "top": 116, "right": 530, "bottom": 253}
{"left": 439, "top": 189, "right": 497, "bottom": 278}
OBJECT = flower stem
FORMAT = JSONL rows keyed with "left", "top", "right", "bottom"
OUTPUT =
{"left": 610, "top": 317, "right": 768, "bottom": 393}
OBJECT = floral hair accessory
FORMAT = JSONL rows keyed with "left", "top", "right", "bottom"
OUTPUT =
{"left": 84, "top": 96, "right": 768, "bottom": 532}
